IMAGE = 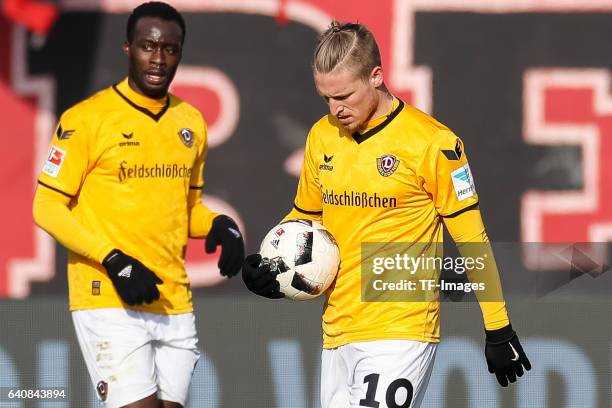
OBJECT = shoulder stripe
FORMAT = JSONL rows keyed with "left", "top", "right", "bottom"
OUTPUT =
{"left": 112, "top": 85, "right": 170, "bottom": 122}
{"left": 442, "top": 202, "right": 479, "bottom": 218}
{"left": 37, "top": 181, "right": 74, "bottom": 198}
{"left": 189, "top": 185, "right": 204, "bottom": 190}
{"left": 352, "top": 99, "right": 405, "bottom": 144}
{"left": 293, "top": 204, "right": 323, "bottom": 215}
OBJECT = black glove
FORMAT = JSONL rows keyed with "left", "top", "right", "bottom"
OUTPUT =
{"left": 485, "top": 324, "right": 531, "bottom": 386}
{"left": 102, "top": 249, "right": 163, "bottom": 306}
{"left": 205, "top": 215, "right": 245, "bottom": 277}
{"left": 242, "top": 254, "right": 284, "bottom": 299}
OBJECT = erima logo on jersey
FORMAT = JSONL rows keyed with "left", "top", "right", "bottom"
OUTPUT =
{"left": 119, "top": 132, "right": 140, "bottom": 147}
{"left": 451, "top": 164, "right": 476, "bottom": 201}
{"left": 320, "top": 154, "right": 334, "bottom": 171}
{"left": 42, "top": 145, "right": 66, "bottom": 178}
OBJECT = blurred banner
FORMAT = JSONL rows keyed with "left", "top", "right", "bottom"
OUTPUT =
{"left": 0, "top": 296, "right": 611, "bottom": 407}
{"left": 1, "top": 1, "right": 611, "bottom": 407}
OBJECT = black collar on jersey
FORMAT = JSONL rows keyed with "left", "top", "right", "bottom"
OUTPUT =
{"left": 112, "top": 85, "right": 170, "bottom": 122}
{"left": 352, "top": 99, "right": 405, "bottom": 144}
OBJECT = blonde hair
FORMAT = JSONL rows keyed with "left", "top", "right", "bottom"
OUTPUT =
{"left": 313, "top": 21, "right": 382, "bottom": 79}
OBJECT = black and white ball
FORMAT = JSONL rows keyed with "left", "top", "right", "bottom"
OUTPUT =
{"left": 259, "top": 219, "right": 340, "bottom": 300}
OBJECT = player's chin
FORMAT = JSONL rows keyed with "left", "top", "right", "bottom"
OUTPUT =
{"left": 342, "top": 122, "right": 360, "bottom": 133}
{"left": 141, "top": 80, "right": 169, "bottom": 99}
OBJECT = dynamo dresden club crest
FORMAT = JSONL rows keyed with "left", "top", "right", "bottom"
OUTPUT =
{"left": 178, "top": 128, "right": 194, "bottom": 148}
{"left": 376, "top": 154, "right": 400, "bottom": 177}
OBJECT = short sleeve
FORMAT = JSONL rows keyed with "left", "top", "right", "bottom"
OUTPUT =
{"left": 293, "top": 130, "right": 323, "bottom": 214}
{"left": 417, "top": 130, "right": 479, "bottom": 216}
{"left": 38, "top": 109, "right": 92, "bottom": 197}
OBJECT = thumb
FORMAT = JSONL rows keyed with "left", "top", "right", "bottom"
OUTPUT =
{"left": 244, "top": 254, "right": 262, "bottom": 267}
{"left": 205, "top": 232, "right": 219, "bottom": 254}
{"left": 485, "top": 355, "right": 495, "bottom": 373}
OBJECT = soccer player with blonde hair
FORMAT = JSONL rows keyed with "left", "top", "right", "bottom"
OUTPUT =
{"left": 243, "top": 21, "right": 530, "bottom": 407}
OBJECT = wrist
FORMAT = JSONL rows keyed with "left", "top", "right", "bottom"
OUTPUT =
{"left": 102, "top": 248, "right": 122, "bottom": 268}
{"left": 203, "top": 212, "right": 220, "bottom": 235}
{"left": 96, "top": 243, "right": 117, "bottom": 265}
{"left": 485, "top": 323, "right": 515, "bottom": 344}
{"left": 212, "top": 214, "right": 238, "bottom": 231}
{"left": 213, "top": 214, "right": 232, "bottom": 223}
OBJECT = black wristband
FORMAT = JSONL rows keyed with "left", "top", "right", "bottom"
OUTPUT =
{"left": 485, "top": 324, "right": 516, "bottom": 345}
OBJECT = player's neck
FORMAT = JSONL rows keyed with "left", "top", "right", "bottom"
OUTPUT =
{"left": 357, "top": 92, "right": 396, "bottom": 134}
{"left": 372, "top": 91, "right": 394, "bottom": 119}
{"left": 120, "top": 78, "right": 167, "bottom": 110}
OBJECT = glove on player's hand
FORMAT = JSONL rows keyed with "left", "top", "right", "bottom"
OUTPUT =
{"left": 102, "top": 249, "right": 163, "bottom": 306}
{"left": 485, "top": 324, "right": 532, "bottom": 387}
{"left": 205, "top": 215, "right": 245, "bottom": 277}
{"left": 242, "top": 254, "right": 284, "bottom": 299}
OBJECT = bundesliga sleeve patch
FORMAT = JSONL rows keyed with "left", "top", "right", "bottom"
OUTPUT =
{"left": 450, "top": 164, "right": 476, "bottom": 201}
{"left": 42, "top": 145, "right": 66, "bottom": 178}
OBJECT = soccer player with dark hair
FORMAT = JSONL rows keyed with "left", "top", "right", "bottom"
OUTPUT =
{"left": 33, "top": 2, "right": 244, "bottom": 407}
{"left": 243, "top": 21, "right": 531, "bottom": 407}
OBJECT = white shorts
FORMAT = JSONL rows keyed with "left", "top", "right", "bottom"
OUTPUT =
{"left": 72, "top": 308, "right": 200, "bottom": 408}
{"left": 321, "top": 340, "right": 437, "bottom": 408}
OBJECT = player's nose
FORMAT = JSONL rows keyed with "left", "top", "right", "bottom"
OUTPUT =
{"left": 150, "top": 48, "right": 164, "bottom": 65}
{"left": 329, "top": 100, "right": 343, "bottom": 115}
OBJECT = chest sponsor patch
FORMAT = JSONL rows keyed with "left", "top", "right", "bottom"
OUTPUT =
{"left": 451, "top": 164, "right": 476, "bottom": 201}
{"left": 42, "top": 145, "right": 66, "bottom": 178}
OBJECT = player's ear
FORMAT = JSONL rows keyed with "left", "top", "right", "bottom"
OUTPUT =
{"left": 370, "top": 66, "right": 384, "bottom": 88}
{"left": 122, "top": 41, "right": 131, "bottom": 57}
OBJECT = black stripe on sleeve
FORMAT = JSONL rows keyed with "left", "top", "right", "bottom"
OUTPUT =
{"left": 189, "top": 185, "right": 204, "bottom": 190}
{"left": 37, "top": 181, "right": 75, "bottom": 198}
{"left": 293, "top": 204, "right": 323, "bottom": 215}
{"left": 442, "top": 202, "right": 479, "bottom": 218}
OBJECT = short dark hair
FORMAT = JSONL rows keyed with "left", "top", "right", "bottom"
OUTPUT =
{"left": 126, "top": 2, "right": 186, "bottom": 44}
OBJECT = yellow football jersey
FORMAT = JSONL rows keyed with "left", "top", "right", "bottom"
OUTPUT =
{"left": 292, "top": 98, "right": 480, "bottom": 348}
{"left": 37, "top": 79, "right": 212, "bottom": 314}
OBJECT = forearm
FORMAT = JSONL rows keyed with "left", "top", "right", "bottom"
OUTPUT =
{"left": 187, "top": 190, "right": 218, "bottom": 238}
{"left": 32, "top": 185, "right": 113, "bottom": 263}
{"left": 444, "top": 208, "right": 509, "bottom": 330}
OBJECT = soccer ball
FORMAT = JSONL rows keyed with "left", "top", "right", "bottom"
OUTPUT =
{"left": 259, "top": 219, "right": 340, "bottom": 300}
